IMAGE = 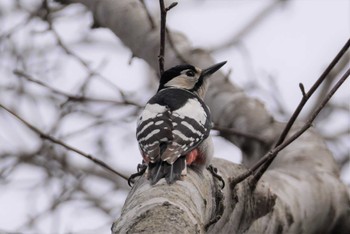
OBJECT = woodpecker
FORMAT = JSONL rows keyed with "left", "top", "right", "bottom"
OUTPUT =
{"left": 135, "top": 61, "right": 226, "bottom": 185}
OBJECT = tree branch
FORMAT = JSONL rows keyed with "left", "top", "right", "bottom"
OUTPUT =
{"left": 248, "top": 39, "right": 350, "bottom": 185}
{"left": 232, "top": 67, "right": 350, "bottom": 186}
{"left": 304, "top": 51, "right": 350, "bottom": 120}
{"left": 274, "top": 38, "right": 350, "bottom": 148}
{"left": 158, "top": 1, "right": 178, "bottom": 75}
{"left": 14, "top": 69, "right": 141, "bottom": 107}
{"left": 112, "top": 159, "right": 276, "bottom": 233}
{"left": 0, "top": 103, "right": 129, "bottom": 181}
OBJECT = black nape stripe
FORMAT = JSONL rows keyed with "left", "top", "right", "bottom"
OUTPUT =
{"left": 149, "top": 88, "right": 204, "bottom": 111}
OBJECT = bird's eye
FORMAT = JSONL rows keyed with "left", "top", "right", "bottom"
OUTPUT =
{"left": 186, "top": 70, "right": 195, "bottom": 77}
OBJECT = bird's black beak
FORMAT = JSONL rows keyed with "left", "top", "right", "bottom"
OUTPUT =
{"left": 200, "top": 61, "right": 227, "bottom": 79}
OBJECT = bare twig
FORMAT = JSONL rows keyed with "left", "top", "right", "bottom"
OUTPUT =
{"left": 230, "top": 39, "right": 350, "bottom": 187}
{"left": 299, "top": 83, "right": 306, "bottom": 97}
{"left": 0, "top": 103, "right": 129, "bottom": 181}
{"left": 14, "top": 69, "right": 141, "bottom": 107}
{"left": 304, "top": 52, "right": 350, "bottom": 120}
{"left": 250, "top": 67, "right": 350, "bottom": 186}
{"left": 141, "top": 0, "right": 186, "bottom": 65}
{"left": 158, "top": 1, "right": 178, "bottom": 75}
{"left": 40, "top": 2, "right": 124, "bottom": 96}
{"left": 274, "top": 38, "right": 350, "bottom": 148}
{"left": 158, "top": 0, "right": 167, "bottom": 75}
{"left": 231, "top": 67, "right": 350, "bottom": 188}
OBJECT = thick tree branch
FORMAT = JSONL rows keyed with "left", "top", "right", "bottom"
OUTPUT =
{"left": 112, "top": 159, "right": 276, "bottom": 233}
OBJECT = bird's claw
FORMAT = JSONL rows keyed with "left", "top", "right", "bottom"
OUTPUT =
{"left": 128, "top": 163, "right": 147, "bottom": 187}
{"left": 207, "top": 165, "right": 225, "bottom": 189}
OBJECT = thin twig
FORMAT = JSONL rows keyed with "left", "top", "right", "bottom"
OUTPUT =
{"left": 252, "top": 38, "right": 350, "bottom": 184}
{"left": 14, "top": 69, "right": 141, "bottom": 107}
{"left": 231, "top": 67, "right": 350, "bottom": 188}
{"left": 250, "top": 67, "right": 350, "bottom": 186}
{"left": 142, "top": 1, "right": 185, "bottom": 65}
{"left": 0, "top": 103, "right": 129, "bottom": 181}
{"left": 274, "top": 38, "right": 350, "bottom": 148}
{"left": 304, "top": 52, "right": 350, "bottom": 120}
{"left": 158, "top": 0, "right": 166, "bottom": 75}
{"left": 299, "top": 83, "right": 306, "bottom": 97}
{"left": 158, "top": 1, "right": 178, "bottom": 75}
{"left": 41, "top": 3, "right": 123, "bottom": 97}
{"left": 230, "top": 39, "right": 350, "bottom": 187}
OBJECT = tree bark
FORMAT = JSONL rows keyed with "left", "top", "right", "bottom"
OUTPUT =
{"left": 60, "top": 0, "right": 350, "bottom": 233}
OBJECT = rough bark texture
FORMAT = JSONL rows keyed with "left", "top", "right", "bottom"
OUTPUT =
{"left": 62, "top": 0, "right": 350, "bottom": 233}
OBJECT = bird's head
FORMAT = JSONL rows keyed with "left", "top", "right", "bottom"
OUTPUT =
{"left": 158, "top": 61, "right": 227, "bottom": 98}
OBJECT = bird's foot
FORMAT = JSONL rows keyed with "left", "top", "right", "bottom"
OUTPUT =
{"left": 205, "top": 165, "right": 225, "bottom": 230}
{"left": 128, "top": 163, "right": 147, "bottom": 187}
{"left": 207, "top": 165, "right": 225, "bottom": 189}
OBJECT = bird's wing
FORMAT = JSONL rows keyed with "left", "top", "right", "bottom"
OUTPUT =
{"left": 160, "top": 98, "right": 211, "bottom": 164}
{"left": 136, "top": 103, "right": 173, "bottom": 162}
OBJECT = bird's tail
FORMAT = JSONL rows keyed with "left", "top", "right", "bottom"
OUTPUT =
{"left": 148, "top": 156, "right": 186, "bottom": 185}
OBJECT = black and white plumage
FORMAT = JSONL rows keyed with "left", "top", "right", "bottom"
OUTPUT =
{"left": 136, "top": 61, "right": 226, "bottom": 185}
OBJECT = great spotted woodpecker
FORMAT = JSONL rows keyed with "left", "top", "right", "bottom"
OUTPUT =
{"left": 135, "top": 61, "right": 226, "bottom": 185}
